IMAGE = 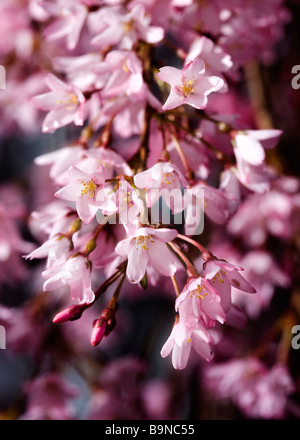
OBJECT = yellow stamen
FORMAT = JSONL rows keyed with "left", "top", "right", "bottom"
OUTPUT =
{"left": 212, "top": 271, "right": 225, "bottom": 284}
{"left": 81, "top": 179, "right": 97, "bottom": 199}
{"left": 190, "top": 284, "right": 208, "bottom": 300}
{"left": 180, "top": 76, "right": 195, "bottom": 97}
{"left": 124, "top": 21, "right": 133, "bottom": 32}
{"left": 136, "top": 235, "right": 154, "bottom": 251}
{"left": 56, "top": 93, "right": 79, "bottom": 110}
{"left": 161, "top": 172, "right": 176, "bottom": 186}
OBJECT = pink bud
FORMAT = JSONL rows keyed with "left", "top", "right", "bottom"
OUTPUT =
{"left": 90, "top": 319, "right": 107, "bottom": 347}
{"left": 52, "top": 304, "right": 85, "bottom": 324}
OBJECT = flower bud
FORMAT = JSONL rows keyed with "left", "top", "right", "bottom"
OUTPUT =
{"left": 52, "top": 304, "right": 85, "bottom": 323}
{"left": 90, "top": 319, "right": 107, "bottom": 347}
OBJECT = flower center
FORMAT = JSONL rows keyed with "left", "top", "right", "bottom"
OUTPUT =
{"left": 124, "top": 20, "right": 133, "bottom": 32}
{"left": 124, "top": 191, "right": 133, "bottom": 207}
{"left": 57, "top": 93, "right": 79, "bottom": 110}
{"left": 180, "top": 77, "right": 195, "bottom": 97}
{"left": 190, "top": 284, "right": 208, "bottom": 300}
{"left": 136, "top": 234, "right": 154, "bottom": 251}
{"left": 81, "top": 179, "right": 97, "bottom": 199}
{"left": 211, "top": 270, "right": 226, "bottom": 285}
{"left": 161, "top": 172, "right": 176, "bottom": 186}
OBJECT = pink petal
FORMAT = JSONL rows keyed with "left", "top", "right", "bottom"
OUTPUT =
{"left": 148, "top": 240, "right": 177, "bottom": 277}
{"left": 157, "top": 66, "right": 182, "bottom": 87}
{"left": 162, "top": 89, "right": 185, "bottom": 110}
{"left": 151, "top": 228, "right": 178, "bottom": 242}
{"left": 226, "top": 270, "right": 256, "bottom": 293}
{"left": 126, "top": 241, "right": 149, "bottom": 283}
{"left": 246, "top": 129, "right": 283, "bottom": 150}
{"left": 55, "top": 181, "right": 82, "bottom": 202}
{"left": 172, "top": 340, "right": 191, "bottom": 370}
{"left": 160, "top": 333, "right": 174, "bottom": 358}
{"left": 45, "top": 73, "right": 70, "bottom": 93}
{"left": 192, "top": 331, "right": 213, "bottom": 362}
{"left": 76, "top": 196, "right": 99, "bottom": 225}
{"left": 235, "top": 134, "right": 266, "bottom": 165}
{"left": 184, "top": 57, "right": 205, "bottom": 78}
{"left": 42, "top": 107, "right": 78, "bottom": 133}
{"left": 143, "top": 25, "right": 164, "bottom": 44}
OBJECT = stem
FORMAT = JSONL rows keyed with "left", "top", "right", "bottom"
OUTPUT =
{"left": 171, "top": 275, "right": 181, "bottom": 297}
{"left": 109, "top": 273, "right": 126, "bottom": 308}
{"left": 94, "top": 266, "right": 126, "bottom": 301}
{"left": 177, "top": 234, "right": 214, "bottom": 261}
{"left": 168, "top": 241, "right": 199, "bottom": 277}
{"left": 168, "top": 130, "right": 194, "bottom": 181}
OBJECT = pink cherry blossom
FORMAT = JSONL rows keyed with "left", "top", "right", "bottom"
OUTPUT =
{"left": 175, "top": 276, "right": 226, "bottom": 327}
{"left": 53, "top": 53, "right": 104, "bottom": 92}
{"left": 29, "top": 201, "right": 77, "bottom": 241}
{"left": 74, "top": 147, "right": 133, "bottom": 180}
{"left": 115, "top": 226, "right": 178, "bottom": 283}
{"left": 25, "top": 235, "right": 71, "bottom": 269}
{"left": 93, "top": 49, "right": 144, "bottom": 98}
{"left": 231, "top": 250, "right": 290, "bottom": 318}
{"left": 54, "top": 166, "right": 117, "bottom": 224}
{"left": 204, "top": 258, "right": 256, "bottom": 313}
{"left": 184, "top": 181, "right": 235, "bottom": 236}
{"left": 204, "top": 358, "right": 295, "bottom": 419}
{"left": 90, "top": 4, "right": 164, "bottom": 50}
{"left": 34, "top": 144, "right": 86, "bottom": 185}
{"left": 32, "top": 74, "right": 86, "bottom": 133}
{"left": 233, "top": 129, "right": 283, "bottom": 166}
{"left": 115, "top": 177, "right": 144, "bottom": 233}
{"left": 134, "top": 161, "right": 188, "bottom": 214}
{"left": 160, "top": 315, "right": 214, "bottom": 369}
{"left": 186, "top": 36, "right": 233, "bottom": 74}
{"left": 42, "top": 254, "right": 94, "bottom": 304}
{"left": 39, "top": 0, "right": 88, "bottom": 50}
{"left": 157, "top": 57, "right": 224, "bottom": 111}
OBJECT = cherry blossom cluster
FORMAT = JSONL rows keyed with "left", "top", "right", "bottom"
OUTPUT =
{"left": 16, "top": 0, "right": 290, "bottom": 371}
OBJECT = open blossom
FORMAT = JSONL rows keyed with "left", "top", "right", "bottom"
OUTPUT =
{"left": 231, "top": 129, "right": 282, "bottom": 193}
{"left": 160, "top": 315, "right": 214, "bottom": 369}
{"left": 75, "top": 147, "right": 133, "bottom": 181}
{"left": 175, "top": 276, "right": 226, "bottom": 328}
{"left": 42, "top": 254, "right": 94, "bottom": 304}
{"left": 204, "top": 358, "right": 295, "bottom": 419}
{"left": 93, "top": 49, "right": 144, "bottom": 98}
{"left": 34, "top": 144, "right": 86, "bottom": 185}
{"left": 231, "top": 250, "right": 290, "bottom": 319}
{"left": 204, "top": 258, "right": 256, "bottom": 313}
{"left": 157, "top": 57, "right": 224, "bottom": 111}
{"left": 39, "top": 0, "right": 88, "bottom": 50}
{"left": 90, "top": 4, "right": 164, "bottom": 50}
{"left": 233, "top": 129, "right": 283, "bottom": 166}
{"left": 134, "top": 161, "right": 188, "bottom": 213}
{"left": 32, "top": 74, "right": 86, "bottom": 133}
{"left": 54, "top": 166, "right": 117, "bottom": 224}
{"left": 29, "top": 201, "right": 77, "bottom": 241}
{"left": 228, "top": 177, "right": 300, "bottom": 246}
{"left": 25, "top": 235, "right": 71, "bottom": 269}
{"left": 53, "top": 53, "right": 104, "bottom": 92}
{"left": 185, "top": 36, "right": 233, "bottom": 75}
{"left": 115, "top": 226, "right": 178, "bottom": 284}
{"left": 115, "top": 177, "right": 144, "bottom": 233}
